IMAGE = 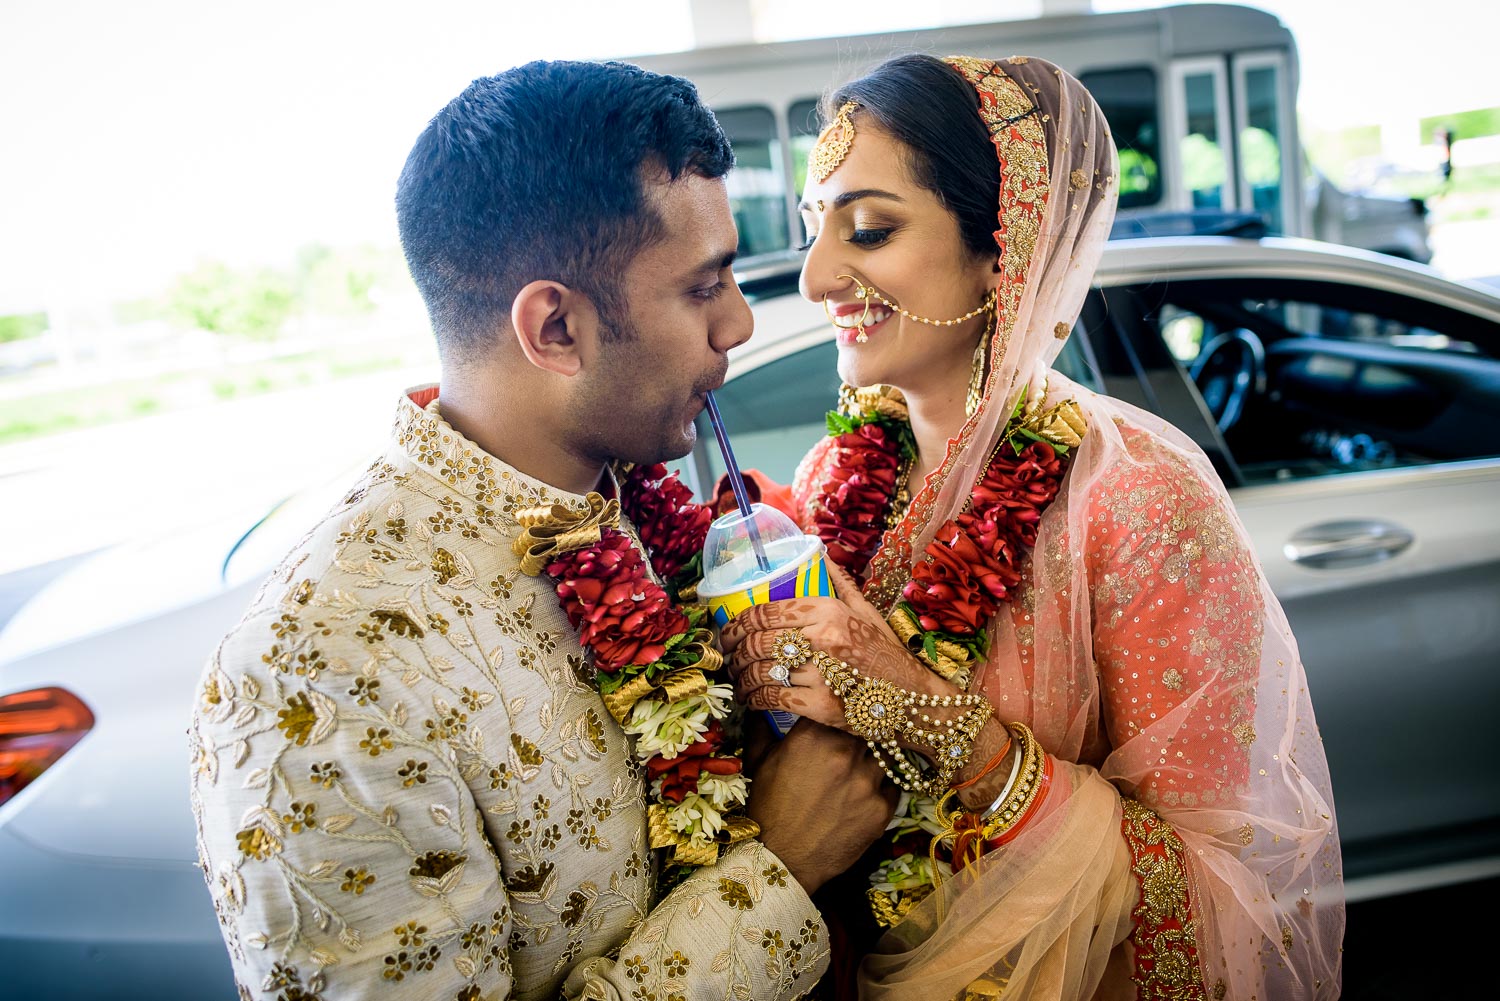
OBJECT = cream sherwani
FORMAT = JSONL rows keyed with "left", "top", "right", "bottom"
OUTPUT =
{"left": 189, "top": 387, "right": 828, "bottom": 1001}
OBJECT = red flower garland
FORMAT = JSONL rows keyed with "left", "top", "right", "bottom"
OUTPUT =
{"left": 810, "top": 408, "right": 1071, "bottom": 648}
{"left": 902, "top": 441, "right": 1065, "bottom": 636}
{"left": 811, "top": 423, "right": 907, "bottom": 574}
{"left": 645, "top": 718, "right": 741, "bottom": 803}
{"left": 547, "top": 532, "right": 688, "bottom": 673}
{"left": 539, "top": 465, "right": 746, "bottom": 854}
{"left": 810, "top": 401, "right": 1077, "bottom": 925}
{"left": 621, "top": 463, "right": 714, "bottom": 585}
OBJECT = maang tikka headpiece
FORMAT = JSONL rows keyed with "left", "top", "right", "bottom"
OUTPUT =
{"left": 810, "top": 101, "right": 858, "bottom": 182}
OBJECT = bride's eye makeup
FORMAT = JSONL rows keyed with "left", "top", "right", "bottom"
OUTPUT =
{"left": 794, "top": 209, "right": 899, "bottom": 252}
{"left": 850, "top": 227, "right": 892, "bottom": 247}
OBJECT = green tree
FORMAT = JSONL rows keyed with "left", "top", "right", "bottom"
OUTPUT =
{"left": 0, "top": 312, "right": 47, "bottom": 344}
{"left": 168, "top": 260, "right": 298, "bottom": 339}
{"left": 1240, "top": 127, "right": 1282, "bottom": 188}
{"left": 297, "top": 243, "right": 392, "bottom": 316}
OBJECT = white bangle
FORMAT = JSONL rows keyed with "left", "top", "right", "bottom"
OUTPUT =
{"left": 981, "top": 736, "right": 1025, "bottom": 818}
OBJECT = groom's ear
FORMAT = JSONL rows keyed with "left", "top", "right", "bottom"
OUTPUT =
{"left": 509, "top": 279, "right": 593, "bottom": 377}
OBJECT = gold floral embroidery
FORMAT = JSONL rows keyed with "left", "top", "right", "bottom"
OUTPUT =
{"left": 276, "top": 693, "right": 316, "bottom": 745}
{"left": 341, "top": 866, "right": 376, "bottom": 894}
{"left": 718, "top": 878, "right": 754, "bottom": 910}
{"left": 510, "top": 732, "right": 543, "bottom": 766}
{"left": 1121, "top": 799, "right": 1207, "bottom": 1001}
{"left": 235, "top": 822, "right": 281, "bottom": 861}
{"left": 431, "top": 547, "right": 460, "bottom": 585}
{"left": 409, "top": 850, "right": 466, "bottom": 879}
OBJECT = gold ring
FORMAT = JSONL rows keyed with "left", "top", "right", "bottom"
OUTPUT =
{"left": 770, "top": 628, "right": 811, "bottom": 687}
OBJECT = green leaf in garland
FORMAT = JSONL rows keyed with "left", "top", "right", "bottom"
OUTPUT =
{"left": 909, "top": 623, "right": 992, "bottom": 665}
{"left": 891, "top": 420, "right": 917, "bottom": 462}
{"left": 660, "top": 640, "right": 700, "bottom": 671}
{"left": 668, "top": 552, "right": 704, "bottom": 598}
{"left": 597, "top": 660, "right": 649, "bottom": 696}
{"left": 826, "top": 410, "right": 861, "bottom": 437}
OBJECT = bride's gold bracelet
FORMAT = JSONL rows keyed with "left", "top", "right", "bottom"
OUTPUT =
{"left": 812, "top": 649, "right": 992, "bottom": 795}
{"left": 980, "top": 721, "right": 1047, "bottom": 841}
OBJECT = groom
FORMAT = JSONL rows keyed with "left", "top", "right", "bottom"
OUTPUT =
{"left": 188, "top": 60, "right": 894, "bottom": 1001}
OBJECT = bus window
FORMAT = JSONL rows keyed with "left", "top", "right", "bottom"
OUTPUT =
{"left": 715, "top": 106, "right": 789, "bottom": 257}
{"left": 1080, "top": 67, "right": 1162, "bottom": 210}
{"left": 1239, "top": 64, "right": 1285, "bottom": 234}
{"left": 1182, "top": 72, "right": 1229, "bottom": 209}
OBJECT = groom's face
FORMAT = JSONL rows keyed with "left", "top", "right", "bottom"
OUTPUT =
{"left": 575, "top": 170, "right": 751, "bottom": 465}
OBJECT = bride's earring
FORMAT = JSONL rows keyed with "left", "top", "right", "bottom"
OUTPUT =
{"left": 965, "top": 311, "right": 995, "bottom": 418}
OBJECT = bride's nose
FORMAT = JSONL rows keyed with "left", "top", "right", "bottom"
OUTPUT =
{"left": 800, "top": 236, "right": 854, "bottom": 304}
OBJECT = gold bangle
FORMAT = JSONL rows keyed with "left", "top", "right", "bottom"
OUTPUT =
{"left": 980, "top": 722, "right": 1046, "bottom": 840}
{"left": 812, "top": 649, "right": 992, "bottom": 795}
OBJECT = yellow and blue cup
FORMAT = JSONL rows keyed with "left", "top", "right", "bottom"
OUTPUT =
{"left": 698, "top": 505, "right": 834, "bottom": 737}
{"left": 702, "top": 542, "right": 832, "bottom": 627}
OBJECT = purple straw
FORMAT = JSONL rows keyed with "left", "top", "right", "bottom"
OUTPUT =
{"left": 703, "top": 391, "right": 771, "bottom": 572}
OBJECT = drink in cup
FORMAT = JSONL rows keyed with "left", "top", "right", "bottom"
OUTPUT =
{"left": 698, "top": 502, "right": 832, "bottom": 737}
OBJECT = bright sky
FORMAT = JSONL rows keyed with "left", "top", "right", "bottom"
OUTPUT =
{"left": 3, "top": 0, "right": 1496, "bottom": 311}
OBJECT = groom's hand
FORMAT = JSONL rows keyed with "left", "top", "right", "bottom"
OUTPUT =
{"left": 747, "top": 720, "right": 899, "bottom": 895}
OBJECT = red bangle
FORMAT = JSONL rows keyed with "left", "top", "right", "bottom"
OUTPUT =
{"left": 987, "top": 755, "right": 1053, "bottom": 848}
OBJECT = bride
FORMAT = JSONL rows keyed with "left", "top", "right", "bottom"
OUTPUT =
{"left": 722, "top": 54, "right": 1343, "bottom": 999}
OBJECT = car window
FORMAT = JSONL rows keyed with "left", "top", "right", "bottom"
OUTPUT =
{"left": 700, "top": 322, "right": 1105, "bottom": 490}
{"left": 699, "top": 341, "right": 842, "bottom": 487}
{"left": 1140, "top": 278, "right": 1500, "bottom": 483}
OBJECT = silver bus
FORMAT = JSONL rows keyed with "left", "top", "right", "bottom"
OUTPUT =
{"left": 628, "top": 3, "right": 1431, "bottom": 266}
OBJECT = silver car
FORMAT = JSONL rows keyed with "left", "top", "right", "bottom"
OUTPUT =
{"left": 1, "top": 237, "right": 1496, "bottom": 998}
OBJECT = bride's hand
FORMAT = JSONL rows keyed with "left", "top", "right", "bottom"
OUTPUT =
{"left": 720, "top": 561, "right": 949, "bottom": 734}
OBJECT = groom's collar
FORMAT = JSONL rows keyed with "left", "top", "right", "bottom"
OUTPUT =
{"left": 393, "top": 384, "right": 618, "bottom": 515}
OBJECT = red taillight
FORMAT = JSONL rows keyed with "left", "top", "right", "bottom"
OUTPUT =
{"left": 0, "top": 687, "right": 94, "bottom": 810}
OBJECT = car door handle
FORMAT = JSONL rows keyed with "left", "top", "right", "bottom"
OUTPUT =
{"left": 1283, "top": 520, "right": 1414, "bottom": 569}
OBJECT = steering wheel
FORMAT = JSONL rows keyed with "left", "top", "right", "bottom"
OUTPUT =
{"left": 1189, "top": 328, "right": 1266, "bottom": 434}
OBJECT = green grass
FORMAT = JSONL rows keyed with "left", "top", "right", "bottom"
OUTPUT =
{"left": 1384, "top": 161, "right": 1500, "bottom": 224}
{"left": 1419, "top": 107, "right": 1500, "bottom": 143}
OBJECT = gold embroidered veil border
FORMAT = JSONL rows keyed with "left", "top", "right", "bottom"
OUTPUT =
{"left": 859, "top": 57, "right": 1055, "bottom": 615}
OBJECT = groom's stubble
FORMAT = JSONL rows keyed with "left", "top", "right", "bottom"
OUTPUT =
{"left": 566, "top": 172, "right": 747, "bottom": 471}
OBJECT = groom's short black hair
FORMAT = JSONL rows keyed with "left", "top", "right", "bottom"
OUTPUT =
{"left": 396, "top": 60, "right": 735, "bottom": 358}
